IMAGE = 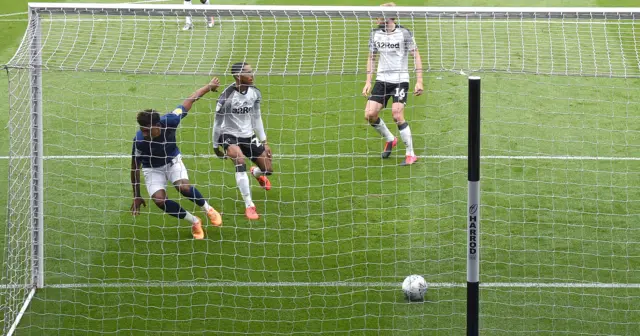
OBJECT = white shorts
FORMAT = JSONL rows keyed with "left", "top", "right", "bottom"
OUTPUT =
{"left": 142, "top": 155, "right": 189, "bottom": 197}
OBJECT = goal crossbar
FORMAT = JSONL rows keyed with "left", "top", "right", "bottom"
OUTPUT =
{"left": 25, "top": 3, "right": 640, "bottom": 19}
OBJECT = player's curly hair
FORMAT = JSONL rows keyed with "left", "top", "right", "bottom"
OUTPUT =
{"left": 231, "top": 62, "right": 249, "bottom": 80}
{"left": 136, "top": 109, "right": 161, "bottom": 127}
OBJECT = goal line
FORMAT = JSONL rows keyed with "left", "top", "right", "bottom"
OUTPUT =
{"left": 1, "top": 17, "right": 637, "bottom": 25}
{"left": 0, "top": 154, "right": 638, "bottom": 161}
{"left": 1, "top": 281, "right": 639, "bottom": 290}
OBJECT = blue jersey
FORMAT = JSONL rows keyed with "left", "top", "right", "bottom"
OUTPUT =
{"left": 132, "top": 105, "right": 188, "bottom": 168}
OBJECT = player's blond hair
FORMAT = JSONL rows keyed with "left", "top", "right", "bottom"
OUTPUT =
{"left": 378, "top": 2, "right": 397, "bottom": 23}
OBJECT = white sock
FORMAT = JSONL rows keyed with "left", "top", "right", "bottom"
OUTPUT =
{"left": 235, "top": 172, "right": 254, "bottom": 208}
{"left": 201, "top": 201, "right": 212, "bottom": 213}
{"left": 184, "top": 0, "right": 192, "bottom": 24}
{"left": 372, "top": 118, "right": 395, "bottom": 142}
{"left": 399, "top": 123, "right": 415, "bottom": 156}
{"left": 251, "top": 167, "right": 264, "bottom": 177}
{"left": 183, "top": 211, "right": 197, "bottom": 224}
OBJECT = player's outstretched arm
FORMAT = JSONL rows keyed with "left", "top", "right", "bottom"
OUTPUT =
{"left": 181, "top": 77, "right": 221, "bottom": 112}
{"left": 130, "top": 149, "right": 146, "bottom": 215}
{"left": 412, "top": 49, "right": 424, "bottom": 96}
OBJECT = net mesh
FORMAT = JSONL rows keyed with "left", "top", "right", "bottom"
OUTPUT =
{"left": 2, "top": 5, "right": 639, "bottom": 335}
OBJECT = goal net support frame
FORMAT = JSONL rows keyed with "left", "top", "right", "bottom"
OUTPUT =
{"left": 4, "top": 6, "right": 45, "bottom": 336}
{"left": 3, "top": 3, "right": 640, "bottom": 336}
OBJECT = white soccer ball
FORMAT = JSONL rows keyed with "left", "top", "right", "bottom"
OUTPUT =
{"left": 402, "top": 274, "right": 427, "bottom": 301}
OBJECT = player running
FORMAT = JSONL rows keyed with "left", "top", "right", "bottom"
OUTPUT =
{"left": 362, "top": 2, "right": 423, "bottom": 166}
{"left": 212, "top": 62, "right": 273, "bottom": 221}
{"left": 130, "top": 77, "right": 223, "bottom": 240}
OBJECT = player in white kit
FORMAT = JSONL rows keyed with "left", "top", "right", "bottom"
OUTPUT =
{"left": 213, "top": 62, "right": 273, "bottom": 220}
{"left": 182, "top": 0, "right": 215, "bottom": 30}
{"left": 362, "top": 2, "right": 423, "bottom": 166}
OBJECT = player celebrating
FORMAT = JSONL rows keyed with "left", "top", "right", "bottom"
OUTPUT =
{"left": 130, "top": 77, "right": 223, "bottom": 240}
{"left": 362, "top": 2, "right": 423, "bottom": 166}
{"left": 212, "top": 62, "right": 273, "bottom": 220}
{"left": 182, "top": 0, "right": 215, "bottom": 30}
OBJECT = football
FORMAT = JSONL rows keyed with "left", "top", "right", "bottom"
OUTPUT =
{"left": 402, "top": 275, "right": 427, "bottom": 302}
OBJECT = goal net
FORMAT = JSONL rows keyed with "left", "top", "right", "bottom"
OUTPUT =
{"left": 3, "top": 4, "right": 639, "bottom": 335}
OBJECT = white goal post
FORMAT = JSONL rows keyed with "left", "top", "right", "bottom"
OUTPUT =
{"left": 3, "top": 3, "right": 640, "bottom": 335}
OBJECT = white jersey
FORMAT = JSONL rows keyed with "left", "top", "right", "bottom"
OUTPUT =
{"left": 212, "top": 83, "right": 266, "bottom": 144}
{"left": 368, "top": 25, "right": 416, "bottom": 84}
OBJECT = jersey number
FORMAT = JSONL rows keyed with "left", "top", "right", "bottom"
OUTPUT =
{"left": 394, "top": 88, "right": 406, "bottom": 99}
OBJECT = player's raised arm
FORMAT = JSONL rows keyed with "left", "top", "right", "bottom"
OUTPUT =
{"left": 130, "top": 141, "right": 146, "bottom": 215}
{"left": 181, "top": 77, "right": 221, "bottom": 112}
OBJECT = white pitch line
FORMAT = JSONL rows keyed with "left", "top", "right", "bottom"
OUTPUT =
{"left": 0, "top": 17, "right": 637, "bottom": 24}
{"left": 129, "top": 0, "right": 172, "bottom": 3}
{"left": 1, "top": 281, "right": 639, "bottom": 290}
{"left": 0, "top": 12, "right": 27, "bottom": 17}
{"left": 0, "top": 154, "right": 638, "bottom": 161}
{"left": 6, "top": 288, "right": 35, "bottom": 336}
{"left": 0, "top": 0, "right": 168, "bottom": 20}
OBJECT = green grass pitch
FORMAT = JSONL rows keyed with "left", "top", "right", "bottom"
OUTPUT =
{"left": 1, "top": 0, "right": 639, "bottom": 335}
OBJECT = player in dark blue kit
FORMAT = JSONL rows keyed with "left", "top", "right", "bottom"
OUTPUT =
{"left": 130, "top": 77, "right": 222, "bottom": 240}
